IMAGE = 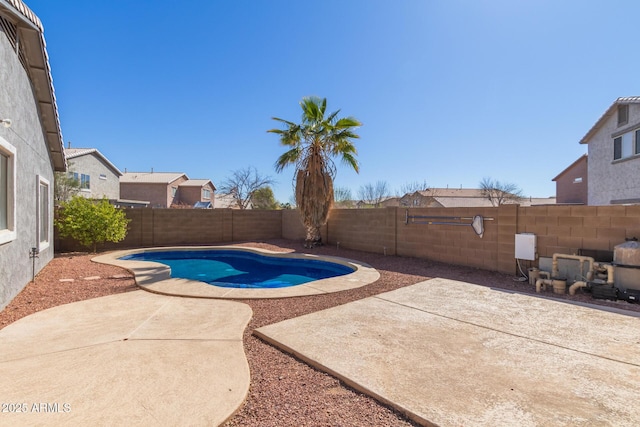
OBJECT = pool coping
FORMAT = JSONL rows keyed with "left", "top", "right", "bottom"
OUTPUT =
{"left": 92, "top": 246, "right": 380, "bottom": 299}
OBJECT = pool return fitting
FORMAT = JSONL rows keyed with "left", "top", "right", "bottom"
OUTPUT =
{"left": 404, "top": 210, "right": 494, "bottom": 238}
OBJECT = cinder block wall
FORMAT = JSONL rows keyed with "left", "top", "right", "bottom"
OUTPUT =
{"left": 56, "top": 205, "right": 640, "bottom": 276}
{"left": 230, "top": 210, "right": 282, "bottom": 241}
{"left": 517, "top": 205, "right": 640, "bottom": 257}
{"left": 326, "top": 208, "right": 397, "bottom": 254}
{"left": 282, "top": 209, "right": 306, "bottom": 240}
{"left": 327, "top": 206, "right": 516, "bottom": 273}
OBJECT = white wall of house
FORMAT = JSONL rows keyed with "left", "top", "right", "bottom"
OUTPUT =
{"left": 68, "top": 154, "right": 121, "bottom": 200}
{"left": 587, "top": 103, "right": 640, "bottom": 205}
{"left": 0, "top": 25, "right": 55, "bottom": 310}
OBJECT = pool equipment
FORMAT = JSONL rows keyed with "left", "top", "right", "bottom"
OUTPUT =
{"left": 533, "top": 239, "right": 640, "bottom": 303}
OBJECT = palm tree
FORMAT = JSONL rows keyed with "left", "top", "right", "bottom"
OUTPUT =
{"left": 268, "top": 96, "right": 362, "bottom": 247}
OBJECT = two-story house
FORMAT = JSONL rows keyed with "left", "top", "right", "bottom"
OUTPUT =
{"left": 552, "top": 154, "right": 588, "bottom": 205}
{"left": 1, "top": 0, "right": 66, "bottom": 310}
{"left": 580, "top": 97, "right": 640, "bottom": 205}
{"left": 64, "top": 147, "right": 122, "bottom": 201}
{"left": 120, "top": 172, "right": 216, "bottom": 208}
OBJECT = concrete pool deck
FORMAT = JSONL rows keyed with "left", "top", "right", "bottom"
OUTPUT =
{"left": 2, "top": 272, "right": 640, "bottom": 425}
{"left": 256, "top": 278, "right": 640, "bottom": 426}
{"left": 0, "top": 291, "right": 252, "bottom": 426}
{"left": 92, "top": 246, "right": 380, "bottom": 299}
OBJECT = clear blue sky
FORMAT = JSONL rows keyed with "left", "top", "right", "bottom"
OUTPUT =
{"left": 25, "top": 0, "right": 640, "bottom": 203}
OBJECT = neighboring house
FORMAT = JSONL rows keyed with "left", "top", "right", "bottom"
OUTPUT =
{"left": 399, "top": 188, "right": 554, "bottom": 208}
{"left": 579, "top": 96, "right": 640, "bottom": 205}
{"left": 120, "top": 172, "right": 216, "bottom": 208}
{"left": 553, "top": 154, "right": 588, "bottom": 204}
{"left": 214, "top": 192, "right": 244, "bottom": 209}
{"left": 64, "top": 147, "right": 122, "bottom": 200}
{"left": 0, "top": 0, "right": 66, "bottom": 310}
{"left": 177, "top": 179, "right": 215, "bottom": 207}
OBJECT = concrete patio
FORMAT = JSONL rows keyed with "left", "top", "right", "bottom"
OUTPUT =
{"left": 0, "top": 291, "right": 252, "bottom": 426}
{"left": 256, "top": 278, "right": 640, "bottom": 426}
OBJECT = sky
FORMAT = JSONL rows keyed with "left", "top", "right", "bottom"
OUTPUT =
{"left": 22, "top": 0, "right": 640, "bottom": 204}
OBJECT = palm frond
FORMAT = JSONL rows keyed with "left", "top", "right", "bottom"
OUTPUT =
{"left": 274, "top": 147, "right": 302, "bottom": 173}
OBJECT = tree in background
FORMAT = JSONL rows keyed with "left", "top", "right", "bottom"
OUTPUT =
{"left": 219, "top": 166, "right": 275, "bottom": 210}
{"left": 251, "top": 186, "right": 279, "bottom": 209}
{"left": 55, "top": 196, "right": 130, "bottom": 252}
{"left": 334, "top": 186, "right": 354, "bottom": 208}
{"left": 54, "top": 171, "right": 80, "bottom": 205}
{"left": 479, "top": 177, "right": 524, "bottom": 206}
{"left": 398, "top": 180, "right": 430, "bottom": 196}
{"left": 358, "top": 181, "right": 391, "bottom": 208}
{"left": 269, "top": 96, "right": 361, "bottom": 247}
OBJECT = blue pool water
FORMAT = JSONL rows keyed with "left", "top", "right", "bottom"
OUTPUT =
{"left": 120, "top": 250, "right": 354, "bottom": 288}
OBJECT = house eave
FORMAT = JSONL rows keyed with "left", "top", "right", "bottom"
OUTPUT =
{"left": 0, "top": 0, "right": 66, "bottom": 171}
{"left": 579, "top": 97, "right": 640, "bottom": 145}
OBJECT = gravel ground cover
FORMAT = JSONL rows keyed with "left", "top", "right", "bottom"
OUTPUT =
{"left": 1, "top": 240, "right": 637, "bottom": 426}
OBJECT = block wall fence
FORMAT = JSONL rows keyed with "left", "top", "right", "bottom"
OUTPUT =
{"left": 56, "top": 205, "right": 640, "bottom": 274}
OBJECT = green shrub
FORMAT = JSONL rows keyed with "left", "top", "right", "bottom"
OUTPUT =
{"left": 56, "top": 196, "right": 130, "bottom": 252}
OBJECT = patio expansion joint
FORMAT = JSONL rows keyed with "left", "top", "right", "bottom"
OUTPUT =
{"left": 373, "top": 295, "right": 640, "bottom": 368}
{"left": 124, "top": 299, "right": 173, "bottom": 340}
{"left": 0, "top": 340, "right": 122, "bottom": 364}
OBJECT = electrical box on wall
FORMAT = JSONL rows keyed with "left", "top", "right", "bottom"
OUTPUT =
{"left": 515, "top": 233, "right": 537, "bottom": 261}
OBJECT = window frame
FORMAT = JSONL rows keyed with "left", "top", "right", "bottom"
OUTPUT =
{"left": 203, "top": 188, "right": 211, "bottom": 200}
{"left": 37, "top": 175, "right": 50, "bottom": 251}
{"left": 72, "top": 172, "right": 91, "bottom": 190}
{"left": 618, "top": 104, "right": 629, "bottom": 126}
{"left": 0, "top": 136, "right": 17, "bottom": 245}
{"left": 613, "top": 128, "right": 640, "bottom": 161}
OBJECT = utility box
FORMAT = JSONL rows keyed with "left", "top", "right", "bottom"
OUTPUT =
{"left": 515, "top": 233, "right": 536, "bottom": 261}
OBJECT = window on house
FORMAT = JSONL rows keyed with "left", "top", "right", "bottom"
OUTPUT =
{"left": 203, "top": 189, "right": 211, "bottom": 200}
{"left": 171, "top": 187, "right": 177, "bottom": 197}
{"left": 613, "top": 130, "right": 638, "bottom": 160}
{"left": 573, "top": 177, "right": 583, "bottom": 183}
{"left": 71, "top": 172, "right": 90, "bottom": 190}
{"left": 99, "top": 174, "right": 107, "bottom": 180}
{"left": 37, "top": 176, "right": 50, "bottom": 250}
{"left": 0, "top": 137, "right": 16, "bottom": 245}
{"left": 618, "top": 104, "right": 629, "bottom": 126}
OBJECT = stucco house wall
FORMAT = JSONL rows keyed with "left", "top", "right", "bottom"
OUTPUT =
{"left": 178, "top": 181, "right": 215, "bottom": 206}
{"left": 553, "top": 155, "right": 588, "bottom": 204}
{"left": 0, "top": 3, "right": 65, "bottom": 310}
{"left": 581, "top": 98, "right": 640, "bottom": 205}
{"left": 120, "top": 183, "right": 171, "bottom": 208}
{"left": 66, "top": 149, "right": 122, "bottom": 200}
{"left": 120, "top": 174, "right": 189, "bottom": 208}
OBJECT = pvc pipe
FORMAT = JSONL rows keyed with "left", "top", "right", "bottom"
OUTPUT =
{"left": 569, "top": 281, "right": 588, "bottom": 295}
{"left": 599, "top": 263, "right": 614, "bottom": 285}
{"left": 538, "top": 271, "right": 551, "bottom": 280}
{"left": 551, "top": 254, "right": 594, "bottom": 280}
{"left": 535, "top": 278, "right": 554, "bottom": 293}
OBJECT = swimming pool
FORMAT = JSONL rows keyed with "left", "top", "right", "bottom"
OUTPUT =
{"left": 120, "top": 249, "right": 355, "bottom": 288}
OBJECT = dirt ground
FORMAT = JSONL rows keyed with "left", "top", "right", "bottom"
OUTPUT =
{"left": 1, "top": 240, "right": 638, "bottom": 426}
